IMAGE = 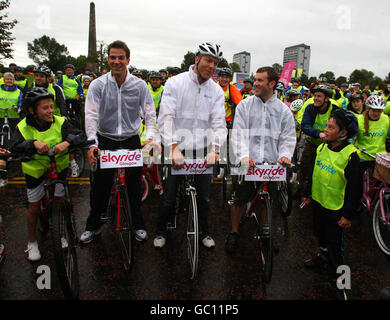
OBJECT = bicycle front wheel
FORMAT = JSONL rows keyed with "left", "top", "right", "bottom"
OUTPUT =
{"left": 141, "top": 174, "right": 150, "bottom": 202}
{"left": 187, "top": 189, "right": 199, "bottom": 280}
{"left": 258, "top": 195, "right": 273, "bottom": 283}
{"left": 50, "top": 201, "right": 80, "bottom": 299}
{"left": 372, "top": 194, "right": 390, "bottom": 256}
{"left": 113, "top": 189, "right": 134, "bottom": 271}
{"left": 71, "top": 148, "right": 85, "bottom": 177}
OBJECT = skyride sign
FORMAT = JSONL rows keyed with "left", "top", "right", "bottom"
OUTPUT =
{"left": 100, "top": 149, "right": 143, "bottom": 169}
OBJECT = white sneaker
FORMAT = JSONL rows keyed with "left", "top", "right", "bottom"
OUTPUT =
{"left": 135, "top": 229, "right": 148, "bottom": 241}
{"left": 70, "top": 162, "right": 80, "bottom": 178}
{"left": 153, "top": 236, "right": 166, "bottom": 248}
{"left": 25, "top": 242, "right": 41, "bottom": 261}
{"left": 0, "top": 179, "right": 8, "bottom": 188}
{"left": 202, "top": 236, "right": 216, "bottom": 248}
{"left": 80, "top": 228, "right": 101, "bottom": 244}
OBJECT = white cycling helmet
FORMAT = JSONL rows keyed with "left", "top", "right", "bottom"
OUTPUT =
{"left": 196, "top": 42, "right": 223, "bottom": 60}
{"left": 290, "top": 99, "right": 304, "bottom": 112}
{"left": 366, "top": 95, "right": 386, "bottom": 110}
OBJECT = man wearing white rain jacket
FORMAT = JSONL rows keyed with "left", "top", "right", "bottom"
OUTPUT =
{"left": 226, "top": 66, "right": 296, "bottom": 253}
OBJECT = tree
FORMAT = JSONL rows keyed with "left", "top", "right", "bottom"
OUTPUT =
{"left": 27, "top": 35, "right": 69, "bottom": 73}
{"left": 335, "top": 76, "right": 347, "bottom": 87}
{"left": 181, "top": 51, "right": 195, "bottom": 71}
{"left": 320, "top": 71, "right": 335, "bottom": 81}
{"left": 0, "top": 0, "right": 17, "bottom": 62}
{"left": 229, "top": 62, "right": 241, "bottom": 73}
{"left": 300, "top": 74, "right": 309, "bottom": 87}
{"left": 24, "top": 65, "right": 36, "bottom": 73}
{"left": 272, "top": 63, "right": 283, "bottom": 75}
{"left": 96, "top": 41, "right": 109, "bottom": 74}
{"left": 218, "top": 58, "right": 229, "bottom": 69}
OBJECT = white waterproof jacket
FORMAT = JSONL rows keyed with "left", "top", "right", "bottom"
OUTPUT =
{"left": 231, "top": 93, "right": 296, "bottom": 164}
{"left": 85, "top": 71, "right": 156, "bottom": 146}
{"left": 157, "top": 65, "right": 227, "bottom": 150}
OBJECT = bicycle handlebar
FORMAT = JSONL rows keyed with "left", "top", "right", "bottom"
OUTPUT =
{"left": 354, "top": 146, "right": 376, "bottom": 159}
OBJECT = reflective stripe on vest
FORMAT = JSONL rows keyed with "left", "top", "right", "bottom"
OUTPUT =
{"left": 312, "top": 143, "right": 356, "bottom": 210}
{"left": 0, "top": 87, "right": 21, "bottom": 119}
{"left": 307, "top": 104, "right": 335, "bottom": 146}
{"left": 355, "top": 113, "right": 389, "bottom": 161}
{"left": 62, "top": 75, "right": 79, "bottom": 99}
{"left": 17, "top": 116, "right": 69, "bottom": 178}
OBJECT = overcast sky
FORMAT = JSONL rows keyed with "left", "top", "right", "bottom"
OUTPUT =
{"left": 3, "top": 0, "right": 389, "bottom": 79}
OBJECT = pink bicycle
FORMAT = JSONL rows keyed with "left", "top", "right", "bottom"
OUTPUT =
{"left": 358, "top": 147, "right": 390, "bottom": 256}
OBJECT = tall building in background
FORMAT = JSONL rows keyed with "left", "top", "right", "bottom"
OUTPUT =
{"left": 87, "top": 2, "right": 97, "bottom": 72}
{"left": 283, "top": 43, "right": 311, "bottom": 77}
{"left": 233, "top": 51, "right": 251, "bottom": 74}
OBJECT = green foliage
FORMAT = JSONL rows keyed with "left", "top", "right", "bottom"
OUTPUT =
{"left": 229, "top": 62, "right": 241, "bottom": 73}
{"left": 180, "top": 51, "right": 195, "bottom": 71}
{"left": 349, "top": 69, "right": 386, "bottom": 90}
{"left": 319, "top": 71, "right": 335, "bottom": 81}
{"left": 272, "top": 63, "right": 283, "bottom": 75}
{"left": 335, "top": 76, "right": 347, "bottom": 87}
{"left": 27, "top": 35, "right": 69, "bottom": 72}
{"left": 0, "top": 0, "right": 17, "bottom": 61}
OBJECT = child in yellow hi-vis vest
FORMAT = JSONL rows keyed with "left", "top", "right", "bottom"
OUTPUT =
{"left": 10, "top": 87, "right": 85, "bottom": 262}
{"left": 304, "top": 108, "right": 361, "bottom": 300}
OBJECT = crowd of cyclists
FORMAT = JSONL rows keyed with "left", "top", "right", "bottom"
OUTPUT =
{"left": 0, "top": 40, "right": 389, "bottom": 300}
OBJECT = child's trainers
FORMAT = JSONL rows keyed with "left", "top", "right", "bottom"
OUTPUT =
{"left": 25, "top": 241, "right": 41, "bottom": 261}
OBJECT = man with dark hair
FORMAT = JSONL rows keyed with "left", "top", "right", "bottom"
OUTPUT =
{"left": 81, "top": 40, "right": 157, "bottom": 244}
{"left": 226, "top": 66, "right": 296, "bottom": 253}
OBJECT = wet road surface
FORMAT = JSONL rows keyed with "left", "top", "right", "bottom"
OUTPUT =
{"left": 0, "top": 167, "right": 389, "bottom": 300}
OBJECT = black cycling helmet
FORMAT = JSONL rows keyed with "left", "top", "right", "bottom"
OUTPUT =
{"left": 218, "top": 67, "right": 232, "bottom": 77}
{"left": 56, "top": 70, "right": 63, "bottom": 74}
{"left": 276, "top": 81, "right": 285, "bottom": 91}
{"left": 312, "top": 85, "right": 333, "bottom": 98}
{"left": 318, "top": 76, "right": 328, "bottom": 83}
{"left": 64, "top": 64, "right": 75, "bottom": 70}
{"left": 169, "top": 67, "right": 181, "bottom": 75}
{"left": 22, "top": 87, "right": 54, "bottom": 112}
{"left": 159, "top": 69, "right": 168, "bottom": 74}
{"left": 33, "top": 65, "right": 52, "bottom": 77}
{"left": 350, "top": 93, "right": 364, "bottom": 101}
{"left": 291, "top": 78, "right": 300, "bottom": 83}
{"left": 243, "top": 78, "right": 253, "bottom": 85}
{"left": 330, "top": 108, "right": 358, "bottom": 139}
{"left": 14, "top": 66, "right": 23, "bottom": 72}
{"left": 149, "top": 71, "right": 162, "bottom": 79}
{"left": 340, "top": 83, "right": 348, "bottom": 88}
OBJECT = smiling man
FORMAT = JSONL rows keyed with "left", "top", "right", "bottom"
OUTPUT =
{"left": 81, "top": 40, "right": 157, "bottom": 244}
{"left": 154, "top": 42, "right": 227, "bottom": 249}
{"left": 226, "top": 66, "right": 296, "bottom": 253}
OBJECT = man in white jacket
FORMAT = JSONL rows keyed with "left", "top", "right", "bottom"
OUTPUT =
{"left": 226, "top": 66, "right": 296, "bottom": 253}
{"left": 154, "top": 43, "right": 227, "bottom": 248}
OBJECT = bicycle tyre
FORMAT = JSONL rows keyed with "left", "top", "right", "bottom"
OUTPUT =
{"left": 279, "top": 178, "right": 293, "bottom": 218}
{"left": 372, "top": 194, "right": 390, "bottom": 256}
{"left": 50, "top": 201, "right": 80, "bottom": 299}
{"left": 187, "top": 189, "right": 199, "bottom": 280}
{"left": 114, "top": 188, "right": 134, "bottom": 271}
{"left": 141, "top": 174, "right": 150, "bottom": 202}
{"left": 258, "top": 195, "right": 273, "bottom": 283}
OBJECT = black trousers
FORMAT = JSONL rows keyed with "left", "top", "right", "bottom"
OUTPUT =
{"left": 86, "top": 134, "right": 144, "bottom": 231}
{"left": 156, "top": 148, "right": 212, "bottom": 237}
{"left": 312, "top": 200, "right": 345, "bottom": 282}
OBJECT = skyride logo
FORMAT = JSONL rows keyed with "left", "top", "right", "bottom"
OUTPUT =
{"left": 245, "top": 165, "right": 286, "bottom": 181}
{"left": 171, "top": 159, "right": 213, "bottom": 175}
{"left": 100, "top": 149, "right": 143, "bottom": 169}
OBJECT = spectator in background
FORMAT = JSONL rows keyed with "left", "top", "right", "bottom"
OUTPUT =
{"left": 14, "top": 66, "right": 29, "bottom": 92}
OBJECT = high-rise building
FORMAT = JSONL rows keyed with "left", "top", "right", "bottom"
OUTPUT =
{"left": 283, "top": 44, "right": 311, "bottom": 77}
{"left": 233, "top": 51, "right": 251, "bottom": 74}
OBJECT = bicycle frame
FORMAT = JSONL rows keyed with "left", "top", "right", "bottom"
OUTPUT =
{"left": 112, "top": 168, "right": 127, "bottom": 232}
{"left": 0, "top": 107, "right": 16, "bottom": 147}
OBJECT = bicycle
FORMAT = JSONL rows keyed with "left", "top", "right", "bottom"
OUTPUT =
{"left": 217, "top": 121, "right": 233, "bottom": 203}
{"left": 162, "top": 158, "right": 211, "bottom": 280}
{"left": 98, "top": 148, "right": 146, "bottom": 271}
{"left": 66, "top": 99, "right": 85, "bottom": 177}
{"left": 0, "top": 106, "right": 19, "bottom": 148}
{"left": 0, "top": 141, "right": 93, "bottom": 299}
{"left": 230, "top": 162, "right": 289, "bottom": 283}
{"left": 356, "top": 147, "right": 390, "bottom": 255}
{"left": 141, "top": 146, "right": 164, "bottom": 202}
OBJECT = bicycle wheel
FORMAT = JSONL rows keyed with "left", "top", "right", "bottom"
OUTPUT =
{"left": 187, "top": 189, "right": 199, "bottom": 280}
{"left": 279, "top": 177, "right": 292, "bottom": 218}
{"left": 141, "top": 174, "right": 150, "bottom": 202}
{"left": 71, "top": 148, "right": 85, "bottom": 177}
{"left": 50, "top": 201, "right": 80, "bottom": 299}
{"left": 372, "top": 194, "right": 390, "bottom": 256}
{"left": 114, "top": 189, "right": 133, "bottom": 271}
{"left": 257, "top": 195, "right": 273, "bottom": 283}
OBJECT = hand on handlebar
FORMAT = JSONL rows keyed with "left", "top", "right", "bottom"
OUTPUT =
{"left": 34, "top": 141, "right": 50, "bottom": 154}
{"left": 205, "top": 151, "right": 219, "bottom": 168}
{"left": 170, "top": 146, "right": 184, "bottom": 170}
{"left": 278, "top": 157, "right": 291, "bottom": 167}
{"left": 52, "top": 141, "right": 71, "bottom": 155}
{"left": 87, "top": 147, "right": 100, "bottom": 166}
{"left": 241, "top": 157, "right": 256, "bottom": 169}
